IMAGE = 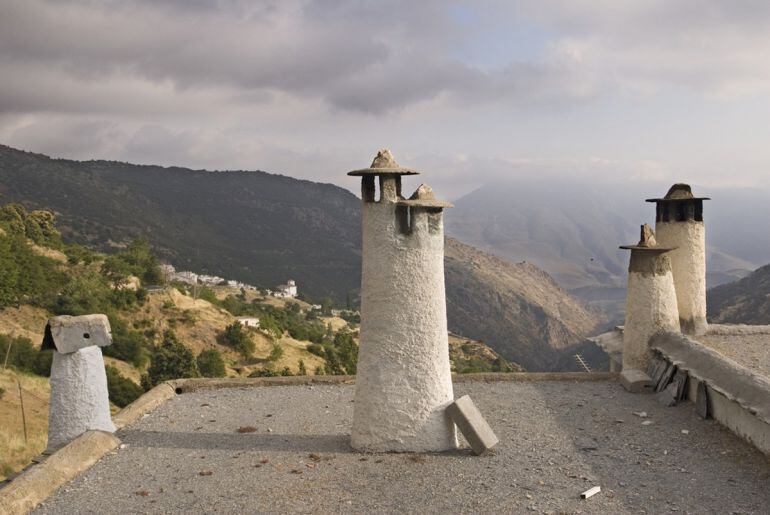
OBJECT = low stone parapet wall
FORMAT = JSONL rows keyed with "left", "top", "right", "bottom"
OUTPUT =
{"left": 650, "top": 332, "right": 770, "bottom": 455}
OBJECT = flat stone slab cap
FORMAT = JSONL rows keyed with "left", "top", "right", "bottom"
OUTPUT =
{"left": 446, "top": 395, "right": 499, "bottom": 455}
{"left": 348, "top": 148, "right": 420, "bottom": 176}
{"left": 620, "top": 369, "right": 654, "bottom": 394}
{"left": 646, "top": 183, "right": 710, "bottom": 203}
{"left": 620, "top": 223, "right": 676, "bottom": 252}
{"left": 44, "top": 314, "right": 112, "bottom": 354}
{"left": 397, "top": 183, "right": 453, "bottom": 208}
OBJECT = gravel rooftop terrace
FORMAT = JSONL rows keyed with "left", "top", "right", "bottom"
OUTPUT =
{"left": 35, "top": 380, "right": 770, "bottom": 514}
{"left": 699, "top": 334, "right": 770, "bottom": 379}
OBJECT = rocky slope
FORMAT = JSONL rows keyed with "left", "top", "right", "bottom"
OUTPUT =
{"left": 708, "top": 264, "right": 770, "bottom": 324}
{"left": 444, "top": 238, "right": 606, "bottom": 371}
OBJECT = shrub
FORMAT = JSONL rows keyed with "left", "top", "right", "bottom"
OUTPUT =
{"left": 248, "top": 368, "right": 278, "bottom": 377}
{"left": 105, "top": 365, "right": 143, "bottom": 407}
{"left": 307, "top": 344, "right": 324, "bottom": 357}
{"left": 0, "top": 335, "right": 52, "bottom": 376}
{"left": 297, "top": 360, "right": 307, "bottom": 376}
{"left": 142, "top": 331, "right": 199, "bottom": 389}
{"left": 103, "top": 317, "right": 149, "bottom": 368}
{"left": 197, "top": 349, "right": 226, "bottom": 378}
{"left": 268, "top": 343, "right": 283, "bottom": 362}
{"left": 218, "top": 322, "right": 255, "bottom": 358}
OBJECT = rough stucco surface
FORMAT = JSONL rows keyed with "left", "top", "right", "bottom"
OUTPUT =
{"left": 352, "top": 201, "right": 457, "bottom": 452}
{"left": 48, "top": 346, "right": 115, "bottom": 451}
{"left": 623, "top": 261, "right": 679, "bottom": 370}
{"left": 656, "top": 221, "right": 707, "bottom": 335}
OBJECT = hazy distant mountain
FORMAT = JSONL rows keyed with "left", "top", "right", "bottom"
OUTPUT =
{"left": 0, "top": 144, "right": 605, "bottom": 370}
{"left": 708, "top": 264, "right": 770, "bottom": 324}
{"left": 446, "top": 178, "right": 768, "bottom": 319}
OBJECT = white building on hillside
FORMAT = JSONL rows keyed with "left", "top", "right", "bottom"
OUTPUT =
{"left": 236, "top": 317, "right": 260, "bottom": 328}
{"left": 275, "top": 279, "right": 297, "bottom": 298}
{"left": 175, "top": 271, "right": 198, "bottom": 285}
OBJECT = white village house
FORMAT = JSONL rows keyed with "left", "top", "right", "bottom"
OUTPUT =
{"left": 275, "top": 279, "right": 297, "bottom": 298}
{"left": 236, "top": 316, "right": 260, "bottom": 328}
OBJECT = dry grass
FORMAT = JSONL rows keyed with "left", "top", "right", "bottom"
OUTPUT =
{"left": 104, "top": 357, "right": 142, "bottom": 384}
{"left": 0, "top": 305, "right": 49, "bottom": 343}
{"left": 319, "top": 316, "right": 350, "bottom": 332}
{"left": 125, "top": 288, "right": 240, "bottom": 361}
{"left": 0, "top": 369, "right": 50, "bottom": 481}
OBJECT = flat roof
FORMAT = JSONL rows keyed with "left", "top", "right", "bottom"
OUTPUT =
{"left": 33, "top": 380, "right": 770, "bottom": 514}
{"left": 699, "top": 333, "right": 770, "bottom": 379}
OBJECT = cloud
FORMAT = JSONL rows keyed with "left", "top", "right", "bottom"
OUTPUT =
{"left": 2, "top": 0, "right": 770, "bottom": 195}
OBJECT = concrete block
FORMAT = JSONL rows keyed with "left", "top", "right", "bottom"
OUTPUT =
{"left": 47, "top": 314, "right": 112, "bottom": 354}
{"left": 446, "top": 395, "right": 499, "bottom": 455}
{"left": 620, "top": 369, "right": 654, "bottom": 394}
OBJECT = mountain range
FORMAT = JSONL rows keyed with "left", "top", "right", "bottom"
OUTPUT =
{"left": 0, "top": 144, "right": 605, "bottom": 371}
{"left": 708, "top": 264, "right": 770, "bottom": 325}
{"left": 446, "top": 178, "right": 768, "bottom": 320}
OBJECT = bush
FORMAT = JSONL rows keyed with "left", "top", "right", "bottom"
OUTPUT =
{"left": 197, "top": 349, "right": 226, "bottom": 378}
{"left": 0, "top": 334, "right": 52, "bottom": 376}
{"left": 297, "top": 360, "right": 307, "bottom": 376}
{"left": 268, "top": 343, "right": 283, "bottom": 362}
{"left": 142, "top": 331, "right": 199, "bottom": 389}
{"left": 32, "top": 350, "right": 53, "bottom": 377}
{"left": 307, "top": 343, "right": 324, "bottom": 357}
{"left": 248, "top": 368, "right": 278, "bottom": 377}
{"left": 102, "top": 317, "right": 149, "bottom": 368}
{"left": 218, "top": 322, "right": 255, "bottom": 358}
{"left": 105, "top": 365, "right": 143, "bottom": 407}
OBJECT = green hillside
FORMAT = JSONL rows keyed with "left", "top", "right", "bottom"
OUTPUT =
{"left": 0, "top": 144, "right": 361, "bottom": 302}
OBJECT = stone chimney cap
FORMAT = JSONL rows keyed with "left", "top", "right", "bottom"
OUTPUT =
{"left": 620, "top": 223, "right": 676, "bottom": 252}
{"left": 348, "top": 149, "right": 420, "bottom": 176}
{"left": 42, "top": 314, "right": 113, "bottom": 354}
{"left": 396, "top": 183, "right": 453, "bottom": 208}
{"left": 646, "top": 183, "right": 710, "bottom": 203}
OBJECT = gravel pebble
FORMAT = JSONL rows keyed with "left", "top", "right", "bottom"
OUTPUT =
{"left": 34, "top": 381, "right": 770, "bottom": 514}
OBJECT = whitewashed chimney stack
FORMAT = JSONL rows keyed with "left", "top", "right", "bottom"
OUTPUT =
{"left": 349, "top": 149, "right": 457, "bottom": 452}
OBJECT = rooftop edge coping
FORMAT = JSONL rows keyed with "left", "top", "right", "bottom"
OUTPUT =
{"left": 0, "top": 372, "right": 617, "bottom": 515}
{"left": 650, "top": 332, "right": 770, "bottom": 425}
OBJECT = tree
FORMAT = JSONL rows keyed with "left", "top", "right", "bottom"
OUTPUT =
{"left": 297, "top": 359, "right": 307, "bottom": 375}
{"left": 101, "top": 255, "right": 134, "bottom": 290}
{"left": 197, "top": 349, "right": 226, "bottom": 377}
{"left": 334, "top": 329, "right": 358, "bottom": 375}
{"left": 142, "top": 331, "right": 199, "bottom": 389}
{"left": 122, "top": 237, "right": 163, "bottom": 285}
{"left": 218, "top": 321, "right": 255, "bottom": 358}
{"left": 321, "top": 297, "right": 333, "bottom": 316}
{"left": 103, "top": 317, "right": 149, "bottom": 368}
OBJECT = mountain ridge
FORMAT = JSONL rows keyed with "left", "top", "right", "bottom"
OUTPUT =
{"left": 0, "top": 143, "right": 606, "bottom": 371}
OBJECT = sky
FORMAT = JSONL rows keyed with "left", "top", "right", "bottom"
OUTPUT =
{"left": 1, "top": 0, "right": 770, "bottom": 199}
